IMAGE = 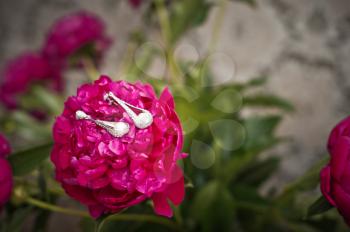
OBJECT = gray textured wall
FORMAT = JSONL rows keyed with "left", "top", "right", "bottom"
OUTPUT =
{"left": 1, "top": 0, "right": 350, "bottom": 230}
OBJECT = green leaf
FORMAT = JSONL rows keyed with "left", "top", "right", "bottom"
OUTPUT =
{"left": 307, "top": 196, "right": 334, "bottom": 218}
{"left": 222, "top": 116, "right": 283, "bottom": 182}
{"left": 12, "top": 111, "right": 51, "bottom": 138}
{"left": 233, "top": 0, "right": 257, "bottom": 7}
{"left": 80, "top": 218, "right": 96, "bottom": 232}
{"left": 246, "top": 76, "right": 267, "bottom": 87}
{"left": 277, "top": 156, "right": 329, "bottom": 203}
{"left": 191, "top": 181, "right": 235, "bottom": 232}
{"left": 244, "top": 94, "right": 295, "bottom": 112}
{"left": 8, "top": 143, "right": 53, "bottom": 176}
{"left": 31, "top": 86, "right": 63, "bottom": 116}
{"left": 209, "top": 119, "right": 246, "bottom": 151}
{"left": 236, "top": 157, "right": 280, "bottom": 187}
{"left": 217, "top": 76, "right": 267, "bottom": 92}
{"left": 231, "top": 185, "right": 270, "bottom": 210}
{"left": 170, "top": 0, "right": 212, "bottom": 43}
{"left": 211, "top": 89, "right": 242, "bottom": 113}
{"left": 243, "top": 115, "right": 282, "bottom": 150}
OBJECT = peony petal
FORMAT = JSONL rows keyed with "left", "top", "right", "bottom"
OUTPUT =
{"left": 166, "top": 168, "right": 185, "bottom": 205}
{"left": 152, "top": 192, "right": 173, "bottom": 217}
{"left": 328, "top": 116, "right": 350, "bottom": 154}
{"left": 88, "top": 204, "right": 105, "bottom": 219}
{"left": 160, "top": 87, "right": 175, "bottom": 109}
{"left": 62, "top": 183, "right": 97, "bottom": 205}
{"left": 330, "top": 137, "right": 350, "bottom": 181}
{"left": 333, "top": 182, "right": 350, "bottom": 226}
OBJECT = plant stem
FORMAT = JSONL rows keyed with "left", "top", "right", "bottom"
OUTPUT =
{"left": 94, "top": 218, "right": 106, "bottom": 232}
{"left": 26, "top": 197, "right": 89, "bottom": 217}
{"left": 82, "top": 58, "right": 99, "bottom": 82}
{"left": 155, "top": 0, "right": 172, "bottom": 48}
{"left": 173, "top": 205, "right": 183, "bottom": 226}
{"left": 104, "top": 213, "right": 180, "bottom": 231}
{"left": 155, "top": 0, "right": 182, "bottom": 84}
{"left": 208, "top": 0, "right": 228, "bottom": 54}
{"left": 26, "top": 197, "right": 180, "bottom": 231}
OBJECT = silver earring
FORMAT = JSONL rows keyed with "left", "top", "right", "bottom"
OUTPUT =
{"left": 104, "top": 92, "right": 153, "bottom": 129}
{"left": 75, "top": 110, "right": 130, "bottom": 138}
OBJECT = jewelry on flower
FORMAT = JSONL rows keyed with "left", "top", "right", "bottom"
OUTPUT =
{"left": 75, "top": 110, "right": 130, "bottom": 138}
{"left": 104, "top": 91, "right": 153, "bottom": 129}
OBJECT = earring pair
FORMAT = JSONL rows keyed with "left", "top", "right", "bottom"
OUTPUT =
{"left": 75, "top": 92, "right": 153, "bottom": 138}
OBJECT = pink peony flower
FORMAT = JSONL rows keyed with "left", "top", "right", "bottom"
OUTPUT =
{"left": 0, "top": 52, "right": 61, "bottom": 110}
{"left": 0, "top": 134, "right": 12, "bottom": 210}
{"left": 320, "top": 116, "right": 350, "bottom": 226}
{"left": 51, "top": 75, "right": 186, "bottom": 218}
{"left": 42, "top": 11, "right": 112, "bottom": 67}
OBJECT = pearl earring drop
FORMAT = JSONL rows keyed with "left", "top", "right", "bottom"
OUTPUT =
{"left": 104, "top": 92, "right": 153, "bottom": 129}
{"left": 75, "top": 110, "right": 130, "bottom": 138}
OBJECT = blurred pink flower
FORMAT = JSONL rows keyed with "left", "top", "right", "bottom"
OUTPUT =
{"left": 0, "top": 134, "right": 12, "bottom": 210}
{"left": 0, "top": 52, "right": 61, "bottom": 110}
{"left": 51, "top": 75, "right": 186, "bottom": 218}
{"left": 320, "top": 116, "right": 350, "bottom": 226}
{"left": 43, "top": 11, "right": 112, "bottom": 68}
{"left": 128, "top": 0, "right": 143, "bottom": 8}
{"left": 0, "top": 134, "right": 11, "bottom": 158}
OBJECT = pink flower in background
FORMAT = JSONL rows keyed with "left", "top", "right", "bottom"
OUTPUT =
{"left": 0, "top": 52, "right": 61, "bottom": 110}
{"left": 128, "top": 0, "right": 143, "bottom": 8}
{"left": 0, "top": 134, "right": 11, "bottom": 157}
{"left": 51, "top": 75, "right": 186, "bottom": 218}
{"left": 320, "top": 116, "right": 350, "bottom": 226}
{"left": 43, "top": 11, "right": 112, "bottom": 67}
{"left": 0, "top": 134, "right": 12, "bottom": 210}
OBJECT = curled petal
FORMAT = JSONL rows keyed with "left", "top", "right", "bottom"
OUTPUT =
{"left": 160, "top": 88, "right": 175, "bottom": 109}
{"left": 320, "top": 166, "right": 336, "bottom": 206}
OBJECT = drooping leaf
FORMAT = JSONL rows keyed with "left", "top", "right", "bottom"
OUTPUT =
{"left": 231, "top": 185, "right": 270, "bottom": 209}
{"left": 232, "top": 0, "right": 257, "bottom": 7}
{"left": 8, "top": 143, "right": 53, "bottom": 176}
{"left": 245, "top": 76, "right": 267, "bottom": 87}
{"left": 307, "top": 196, "right": 334, "bottom": 218}
{"left": 244, "top": 94, "right": 295, "bottom": 112}
{"left": 277, "top": 156, "right": 329, "bottom": 203}
{"left": 31, "top": 86, "right": 64, "bottom": 116}
{"left": 235, "top": 157, "right": 280, "bottom": 186}
{"left": 214, "top": 76, "right": 267, "bottom": 93}
{"left": 12, "top": 111, "right": 51, "bottom": 138}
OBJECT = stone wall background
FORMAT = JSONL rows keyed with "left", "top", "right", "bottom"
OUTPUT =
{"left": 1, "top": 0, "right": 350, "bottom": 230}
